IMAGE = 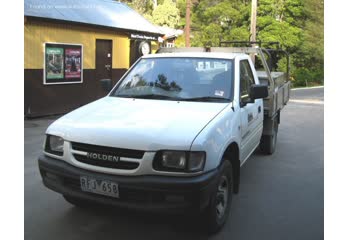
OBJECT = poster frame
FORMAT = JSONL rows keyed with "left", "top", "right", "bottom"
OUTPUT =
{"left": 43, "top": 42, "right": 84, "bottom": 85}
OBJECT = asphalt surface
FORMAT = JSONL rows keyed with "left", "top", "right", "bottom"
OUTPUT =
{"left": 24, "top": 87, "right": 324, "bottom": 240}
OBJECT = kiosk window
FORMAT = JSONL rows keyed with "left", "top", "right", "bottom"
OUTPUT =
{"left": 44, "top": 43, "right": 83, "bottom": 85}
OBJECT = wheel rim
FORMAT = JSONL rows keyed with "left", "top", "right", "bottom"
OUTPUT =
{"left": 216, "top": 175, "right": 228, "bottom": 219}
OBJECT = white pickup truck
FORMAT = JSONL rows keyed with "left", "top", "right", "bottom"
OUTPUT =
{"left": 38, "top": 45, "right": 290, "bottom": 233}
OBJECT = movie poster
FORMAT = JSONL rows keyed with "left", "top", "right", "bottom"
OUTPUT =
{"left": 45, "top": 47, "right": 64, "bottom": 79}
{"left": 65, "top": 48, "right": 81, "bottom": 78}
{"left": 44, "top": 43, "right": 83, "bottom": 84}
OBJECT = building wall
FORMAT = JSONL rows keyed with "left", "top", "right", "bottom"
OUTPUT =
{"left": 24, "top": 20, "right": 130, "bottom": 69}
{"left": 24, "top": 19, "right": 130, "bottom": 117}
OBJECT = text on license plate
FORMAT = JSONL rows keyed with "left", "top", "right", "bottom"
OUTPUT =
{"left": 80, "top": 176, "right": 119, "bottom": 198}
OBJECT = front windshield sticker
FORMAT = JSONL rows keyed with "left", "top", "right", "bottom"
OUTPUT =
{"left": 215, "top": 90, "right": 225, "bottom": 97}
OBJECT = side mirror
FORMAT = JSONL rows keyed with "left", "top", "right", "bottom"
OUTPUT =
{"left": 250, "top": 84, "right": 268, "bottom": 100}
{"left": 100, "top": 79, "right": 113, "bottom": 92}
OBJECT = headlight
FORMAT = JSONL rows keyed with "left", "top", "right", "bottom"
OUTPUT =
{"left": 45, "top": 135, "right": 64, "bottom": 156}
{"left": 161, "top": 151, "right": 187, "bottom": 169}
{"left": 153, "top": 151, "right": 206, "bottom": 172}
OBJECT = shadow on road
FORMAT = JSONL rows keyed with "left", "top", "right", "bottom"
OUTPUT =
{"left": 58, "top": 203, "right": 209, "bottom": 240}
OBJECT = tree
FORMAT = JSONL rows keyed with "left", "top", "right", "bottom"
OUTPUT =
{"left": 295, "top": 0, "right": 324, "bottom": 85}
{"left": 120, "top": 0, "right": 324, "bottom": 87}
{"left": 301, "top": 0, "right": 324, "bottom": 66}
{"left": 257, "top": 0, "right": 304, "bottom": 51}
{"left": 151, "top": 0, "right": 180, "bottom": 28}
{"left": 191, "top": 0, "right": 251, "bottom": 46}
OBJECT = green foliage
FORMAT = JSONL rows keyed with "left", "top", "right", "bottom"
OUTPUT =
{"left": 293, "top": 0, "right": 324, "bottom": 86}
{"left": 119, "top": 0, "right": 181, "bottom": 28}
{"left": 257, "top": 0, "right": 304, "bottom": 51}
{"left": 151, "top": 0, "right": 180, "bottom": 28}
{"left": 176, "top": 0, "right": 187, "bottom": 28}
{"left": 119, "top": 0, "right": 154, "bottom": 15}
{"left": 175, "top": 34, "right": 186, "bottom": 47}
{"left": 292, "top": 67, "right": 324, "bottom": 87}
{"left": 191, "top": 0, "right": 251, "bottom": 46}
{"left": 119, "top": 0, "right": 323, "bottom": 87}
{"left": 258, "top": 20, "right": 302, "bottom": 51}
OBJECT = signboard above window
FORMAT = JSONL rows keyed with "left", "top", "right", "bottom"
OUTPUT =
{"left": 130, "top": 33, "right": 157, "bottom": 41}
{"left": 44, "top": 43, "right": 83, "bottom": 85}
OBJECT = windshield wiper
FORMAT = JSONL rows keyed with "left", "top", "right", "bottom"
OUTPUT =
{"left": 116, "top": 94, "right": 180, "bottom": 100}
{"left": 182, "top": 96, "right": 231, "bottom": 102}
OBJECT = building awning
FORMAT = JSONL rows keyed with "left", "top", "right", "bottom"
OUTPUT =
{"left": 24, "top": 0, "right": 163, "bottom": 36}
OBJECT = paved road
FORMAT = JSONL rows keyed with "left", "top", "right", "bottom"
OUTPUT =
{"left": 24, "top": 87, "right": 324, "bottom": 240}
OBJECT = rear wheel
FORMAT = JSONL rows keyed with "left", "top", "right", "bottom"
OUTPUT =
{"left": 204, "top": 160, "right": 233, "bottom": 234}
{"left": 260, "top": 119, "right": 278, "bottom": 154}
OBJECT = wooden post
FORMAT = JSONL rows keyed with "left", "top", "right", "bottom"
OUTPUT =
{"left": 185, "top": 0, "right": 191, "bottom": 47}
{"left": 250, "top": 0, "right": 257, "bottom": 62}
{"left": 250, "top": 0, "right": 257, "bottom": 43}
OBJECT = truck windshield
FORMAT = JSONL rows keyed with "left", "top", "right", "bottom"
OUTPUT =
{"left": 111, "top": 57, "right": 233, "bottom": 102}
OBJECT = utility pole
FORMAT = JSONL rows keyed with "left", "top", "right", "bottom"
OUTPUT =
{"left": 185, "top": 0, "right": 191, "bottom": 47}
{"left": 250, "top": 0, "right": 257, "bottom": 62}
{"left": 250, "top": 0, "right": 257, "bottom": 43}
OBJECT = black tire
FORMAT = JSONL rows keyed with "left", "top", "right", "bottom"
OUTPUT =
{"left": 63, "top": 195, "right": 91, "bottom": 208}
{"left": 204, "top": 160, "right": 233, "bottom": 234}
{"left": 260, "top": 120, "right": 279, "bottom": 154}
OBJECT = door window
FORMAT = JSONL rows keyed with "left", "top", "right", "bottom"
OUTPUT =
{"left": 240, "top": 60, "right": 255, "bottom": 102}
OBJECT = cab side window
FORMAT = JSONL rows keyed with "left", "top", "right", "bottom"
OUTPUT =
{"left": 240, "top": 60, "right": 255, "bottom": 102}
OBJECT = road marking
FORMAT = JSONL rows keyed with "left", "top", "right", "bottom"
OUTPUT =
{"left": 291, "top": 86, "right": 324, "bottom": 91}
{"left": 289, "top": 99, "right": 324, "bottom": 105}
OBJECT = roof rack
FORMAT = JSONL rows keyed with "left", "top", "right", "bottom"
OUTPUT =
{"left": 218, "top": 40, "right": 281, "bottom": 48}
{"left": 217, "top": 41, "right": 290, "bottom": 77}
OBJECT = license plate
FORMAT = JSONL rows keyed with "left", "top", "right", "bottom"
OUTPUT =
{"left": 80, "top": 176, "right": 119, "bottom": 198}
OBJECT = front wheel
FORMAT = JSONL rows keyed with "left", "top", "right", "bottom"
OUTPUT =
{"left": 204, "top": 160, "right": 233, "bottom": 234}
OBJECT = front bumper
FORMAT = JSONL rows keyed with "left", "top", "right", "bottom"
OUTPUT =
{"left": 38, "top": 154, "right": 219, "bottom": 213}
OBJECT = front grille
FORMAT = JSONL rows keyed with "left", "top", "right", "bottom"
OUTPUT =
{"left": 71, "top": 142, "right": 144, "bottom": 170}
{"left": 71, "top": 142, "right": 145, "bottom": 159}
{"left": 73, "top": 154, "right": 139, "bottom": 170}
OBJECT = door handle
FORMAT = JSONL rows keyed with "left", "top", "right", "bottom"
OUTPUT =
{"left": 248, "top": 113, "right": 253, "bottom": 123}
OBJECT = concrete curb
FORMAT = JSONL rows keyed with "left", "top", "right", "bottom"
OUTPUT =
{"left": 289, "top": 99, "right": 324, "bottom": 105}
{"left": 291, "top": 86, "right": 324, "bottom": 91}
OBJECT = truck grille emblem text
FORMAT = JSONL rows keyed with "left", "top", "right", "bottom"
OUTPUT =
{"left": 86, "top": 152, "right": 120, "bottom": 162}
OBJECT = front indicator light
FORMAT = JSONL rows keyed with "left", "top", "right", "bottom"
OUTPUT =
{"left": 188, "top": 152, "right": 206, "bottom": 172}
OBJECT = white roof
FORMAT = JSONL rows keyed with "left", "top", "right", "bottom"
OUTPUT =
{"left": 143, "top": 52, "right": 246, "bottom": 60}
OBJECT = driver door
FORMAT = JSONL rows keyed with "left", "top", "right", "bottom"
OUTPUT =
{"left": 239, "top": 59, "right": 262, "bottom": 162}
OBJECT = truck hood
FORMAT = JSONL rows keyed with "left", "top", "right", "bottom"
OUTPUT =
{"left": 47, "top": 97, "right": 230, "bottom": 151}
